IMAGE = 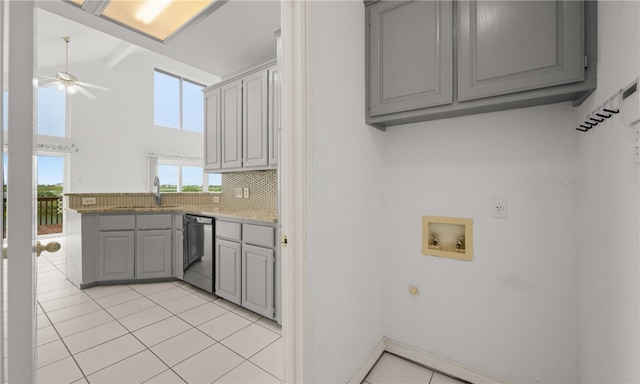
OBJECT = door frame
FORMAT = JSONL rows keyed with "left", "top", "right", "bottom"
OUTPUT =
{"left": 280, "top": 0, "right": 310, "bottom": 382}
{"left": 6, "top": 1, "right": 38, "bottom": 382}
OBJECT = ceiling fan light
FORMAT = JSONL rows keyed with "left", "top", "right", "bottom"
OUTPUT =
{"left": 66, "top": 85, "right": 78, "bottom": 95}
{"left": 55, "top": 83, "right": 66, "bottom": 92}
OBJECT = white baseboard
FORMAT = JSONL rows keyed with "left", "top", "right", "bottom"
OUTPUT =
{"left": 349, "top": 337, "right": 510, "bottom": 384}
{"left": 347, "top": 337, "right": 386, "bottom": 384}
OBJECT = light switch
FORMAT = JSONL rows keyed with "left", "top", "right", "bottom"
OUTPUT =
{"left": 243, "top": 187, "right": 249, "bottom": 198}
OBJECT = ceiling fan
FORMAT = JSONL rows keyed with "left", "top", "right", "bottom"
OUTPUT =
{"left": 39, "top": 36, "right": 110, "bottom": 99}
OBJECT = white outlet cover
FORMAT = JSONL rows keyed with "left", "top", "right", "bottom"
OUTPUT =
{"left": 492, "top": 198, "right": 507, "bottom": 219}
{"left": 243, "top": 187, "right": 249, "bottom": 198}
{"left": 235, "top": 188, "right": 243, "bottom": 198}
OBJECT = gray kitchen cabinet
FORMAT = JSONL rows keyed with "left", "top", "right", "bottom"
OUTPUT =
{"left": 215, "top": 238, "right": 242, "bottom": 305}
{"left": 221, "top": 79, "right": 243, "bottom": 169}
{"left": 268, "top": 64, "right": 279, "bottom": 166}
{"left": 368, "top": 0, "right": 453, "bottom": 117}
{"left": 174, "top": 214, "right": 184, "bottom": 280}
{"left": 203, "top": 59, "right": 278, "bottom": 172}
{"left": 457, "top": 0, "right": 584, "bottom": 101}
{"left": 242, "top": 244, "right": 274, "bottom": 318}
{"left": 243, "top": 68, "right": 269, "bottom": 168}
{"left": 215, "top": 220, "right": 278, "bottom": 320}
{"left": 204, "top": 87, "right": 221, "bottom": 171}
{"left": 365, "top": 0, "right": 597, "bottom": 129}
{"left": 98, "top": 231, "right": 135, "bottom": 281}
{"left": 136, "top": 229, "right": 172, "bottom": 279}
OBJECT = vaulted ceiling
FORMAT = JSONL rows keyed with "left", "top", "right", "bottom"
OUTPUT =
{"left": 37, "top": 0, "right": 281, "bottom": 78}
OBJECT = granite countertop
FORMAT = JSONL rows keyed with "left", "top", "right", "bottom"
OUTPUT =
{"left": 69, "top": 204, "right": 277, "bottom": 224}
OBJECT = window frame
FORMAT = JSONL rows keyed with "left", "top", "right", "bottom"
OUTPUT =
{"left": 156, "top": 159, "right": 220, "bottom": 193}
{"left": 153, "top": 69, "right": 206, "bottom": 132}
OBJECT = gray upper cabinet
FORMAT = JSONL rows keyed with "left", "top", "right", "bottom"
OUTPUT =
{"left": 458, "top": 0, "right": 584, "bottom": 101}
{"left": 204, "top": 87, "right": 221, "bottom": 171}
{"left": 203, "top": 60, "right": 278, "bottom": 173}
{"left": 365, "top": 0, "right": 596, "bottom": 129}
{"left": 369, "top": 0, "right": 453, "bottom": 116}
{"left": 268, "top": 64, "right": 279, "bottom": 166}
{"left": 243, "top": 68, "right": 269, "bottom": 168}
{"left": 221, "top": 79, "right": 243, "bottom": 170}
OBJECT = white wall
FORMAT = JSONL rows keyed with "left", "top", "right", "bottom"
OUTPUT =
{"left": 39, "top": 51, "right": 219, "bottom": 193}
{"left": 381, "top": 104, "right": 580, "bottom": 383}
{"left": 576, "top": 2, "right": 640, "bottom": 382}
{"left": 307, "top": 1, "right": 386, "bottom": 382}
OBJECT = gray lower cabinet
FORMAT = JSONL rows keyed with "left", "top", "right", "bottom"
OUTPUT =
{"left": 242, "top": 244, "right": 274, "bottom": 318}
{"left": 98, "top": 231, "right": 135, "bottom": 281}
{"left": 136, "top": 229, "right": 172, "bottom": 279}
{"left": 215, "top": 220, "right": 277, "bottom": 320}
{"left": 365, "top": 0, "right": 596, "bottom": 129}
{"left": 96, "top": 213, "right": 173, "bottom": 283}
{"left": 215, "top": 238, "right": 242, "bottom": 305}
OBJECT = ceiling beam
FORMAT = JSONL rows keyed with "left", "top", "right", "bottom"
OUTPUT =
{"left": 104, "top": 42, "right": 139, "bottom": 68}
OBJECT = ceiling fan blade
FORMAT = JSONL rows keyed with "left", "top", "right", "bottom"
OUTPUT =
{"left": 76, "top": 86, "right": 97, "bottom": 99}
{"left": 40, "top": 80, "right": 61, "bottom": 88}
{"left": 76, "top": 81, "right": 110, "bottom": 92}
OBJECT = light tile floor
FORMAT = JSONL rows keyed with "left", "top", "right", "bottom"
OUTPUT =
{"left": 11, "top": 236, "right": 467, "bottom": 383}
{"left": 31, "top": 237, "right": 283, "bottom": 384}
{"left": 363, "top": 353, "right": 467, "bottom": 384}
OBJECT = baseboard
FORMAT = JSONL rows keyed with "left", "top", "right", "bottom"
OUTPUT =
{"left": 349, "top": 337, "right": 510, "bottom": 384}
{"left": 347, "top": 337, "right": 386, "bottom": 384}
{"left": 385, "top": 338, "right": 510, "bottom": 383}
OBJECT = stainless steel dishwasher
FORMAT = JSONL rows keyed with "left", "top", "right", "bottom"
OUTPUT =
{"left": 183, "top": 215, "right": 214, "bottom": 292}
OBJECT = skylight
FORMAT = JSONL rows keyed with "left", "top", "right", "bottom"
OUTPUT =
{"left": 66, "top": 0, "right": 224, "bottom": 42}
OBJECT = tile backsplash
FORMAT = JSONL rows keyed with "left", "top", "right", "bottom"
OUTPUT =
{"left": 221, "top": 170, "right": 277, "bottom": 211}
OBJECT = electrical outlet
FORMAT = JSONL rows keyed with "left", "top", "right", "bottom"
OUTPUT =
{"left": 235, "top": 188, "right": 243, "bottom": 198}
{"left": 492, "top": 198, "right": 507, "bottom": 219}
{"left": 243, "top": 187, "right": 249, "bottom": 199}
{"left": 82, "top": 197, "right": 96, "bottom": 205}
{"left": 213, "top": 196, "right": 220, "bottom": 204}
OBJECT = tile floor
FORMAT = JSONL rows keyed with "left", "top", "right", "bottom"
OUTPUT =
{"left": 31, "top": 237, "right": 283, "bottom": 383}
{"left": 363, "top": 353, "right": 467, "bottom": 384}
{"left": 11, "top": 236, "right": 467, "bottom": 384}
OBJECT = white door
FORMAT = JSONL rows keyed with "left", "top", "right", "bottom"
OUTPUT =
{"left": 3, "top": 1, "right": 44, "bottom": 381}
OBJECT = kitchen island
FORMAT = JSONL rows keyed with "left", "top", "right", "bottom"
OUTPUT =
{"left": 64, "top": 192, "right": 280, "bottom": 322}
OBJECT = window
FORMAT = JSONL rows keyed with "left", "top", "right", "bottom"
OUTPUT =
{"left": 154, "top": 70, "right": 205, "bottom": 132}
{"left": 3, "top": 88, "right": 67, "bottom": 137}
{"left": 157, "top": 162, "right": 221, "bottom": 193}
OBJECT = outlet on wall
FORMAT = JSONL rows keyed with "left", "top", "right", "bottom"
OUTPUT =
{"left": 235, "top": 188, "right": 243, "bottom": 198}
{"left": 82, "top": 197, "right": 96, "bottom": 205}
{"left": 243, "top": 187, "right": 250, "bottom": 199}
{"left": 492, "top": 198, "right": 507, "bottom": 219}
{"left": 213, "top": 196, "right": 220, "bottom": 204}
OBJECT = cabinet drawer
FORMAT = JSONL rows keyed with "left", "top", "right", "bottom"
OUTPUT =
{"left": 244, "top": 224, "right": 275, "bottom": 248}
{"left": 99, "top": 215, "right": 135, "bottom": 231}
{"left": 137, "top": 214, "right": 172, "bottom": 230}
{"left": 216, "top": 220, "right": 242, "bottom": 241}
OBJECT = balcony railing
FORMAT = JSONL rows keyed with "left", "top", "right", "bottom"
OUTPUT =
{"left": 2, "top": 197, "right": 63, "bottom": 237}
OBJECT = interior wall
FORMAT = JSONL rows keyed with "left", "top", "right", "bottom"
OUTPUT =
{"left": 575, "top": 2, "right": 640, "bottom": 382}
{"left": 381, "top": 103, "right": 580, "bottom": 383}
{"left": 40, "top": 51, "right": 220, "bottom": 193}
{"left": 307, "top": 1, "right": 386, "bottom": 382}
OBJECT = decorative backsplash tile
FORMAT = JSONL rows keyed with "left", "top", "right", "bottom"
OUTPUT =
{"left": 66, "top": 192, "right": 214, "bottom": 209}
{"left": 221, "top": 170, "right": 277, "bottom": 211}
{"left": 66, "top": 170, "right": 278, "bottom": 212}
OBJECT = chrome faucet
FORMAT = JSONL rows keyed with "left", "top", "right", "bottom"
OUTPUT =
{"left": 153, "top": 175, "right": 162, "bottom": 205}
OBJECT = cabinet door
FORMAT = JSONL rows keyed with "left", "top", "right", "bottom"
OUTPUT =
{"left": 204, "top": 88, "right": 221, "bottom": 171}
{"left": 98, "top": 231, "right": 135, "bottom": 281}
{"left": 221, "top": 79, "right": 243, "bottom": 169}
{"left": 136, "top": 229, "right": 172, "bottom": 279}
{"left": 215, "top": 238, "right": 242, "bottom": 305}
{"left": 368, "top": 0, "right": 453, "bottom": 117}
{"left": 268, "top": 65, "right": 279, "bottom": 166}
{"left": 458, "top": 0, "right": 584, "bottom": 101}
{"left": 243, "top": 69, "right": 269, "bottom": 168}
{"left": 242, "top": 244, "right": 274, "bottom": 319}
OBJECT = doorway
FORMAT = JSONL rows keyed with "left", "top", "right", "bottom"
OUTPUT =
{"left": 36, "top": 154, "right": 66, "bottom": 237}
